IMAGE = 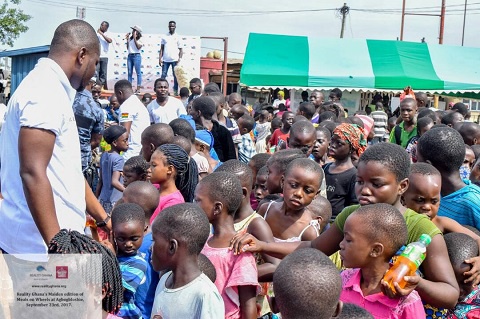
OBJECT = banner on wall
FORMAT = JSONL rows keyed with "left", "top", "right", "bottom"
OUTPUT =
{"left": 105, "top": 33, "right": 201, "bottom": 93}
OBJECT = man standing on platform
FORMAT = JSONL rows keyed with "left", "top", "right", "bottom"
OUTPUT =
{"left": 159, "top": 21, "right": 183, "bottom": 95}
{"left": 96, "top": 21, "right": 112, "bottom": 89}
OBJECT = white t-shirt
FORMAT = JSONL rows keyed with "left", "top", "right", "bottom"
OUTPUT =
{"left": 0, "top": 58, "right": 86, "bottom": 258}
{"left": 128, "top": 38, "right": 142, "bottom": 54}
{"left": 97, "top": 31, "right": 111, "bottom": 58}
{"left": 273, "top": 98, "right": 286, "bottom": 109}
{"left": 0, "top": 103, "right": 6, "bottom": 132}
{"left": 119, "top": 95, "right": 149, "bottom": 160}
{"left": 151, "top": 271, "right": 224, "bottom": 319}
{"left": 147, "top": 97, "right": 186, "bottom": 124}
{"left": 192, "top": 152, "right": 209, "bottom": 174}
{"left": 161, "top": 33, "right": 182, "bottom": 63}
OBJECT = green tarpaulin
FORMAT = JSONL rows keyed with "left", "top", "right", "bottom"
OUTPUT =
{"left": 240, "top": 33, "right": 480, "bottom": 93}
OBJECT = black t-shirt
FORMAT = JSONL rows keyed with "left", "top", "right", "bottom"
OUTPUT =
{"left": 210, "top": 120, "right": 237, "bottom": 162}
{"left": 323, "top": 163, "right": 358, "bottom": 218}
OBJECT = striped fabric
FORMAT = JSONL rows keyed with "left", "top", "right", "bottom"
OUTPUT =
{"left": 117, "top": 254, "right": 148, "bottom": 319}
{"left": 240, "top": 33, "right": 480, "bottom": 92}
{"left": 371, "top": 110, "right": 388, "bottom": 138}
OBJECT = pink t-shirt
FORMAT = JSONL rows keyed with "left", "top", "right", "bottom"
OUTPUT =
{"left": 340, "top": 268, "right": 424, "bottom": 319}
{"left": 149, "top": 190, "right": 185, "bottom": 224}
{"left": 201, "top": 238, "right": 260, "bottom": 319}
{"left": 106, "top": 314, "right": 122, "bottom": 319}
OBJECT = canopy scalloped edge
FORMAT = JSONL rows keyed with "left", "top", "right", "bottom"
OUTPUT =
{"left": 240, "top": 83, "right": 480, "bottom": 96}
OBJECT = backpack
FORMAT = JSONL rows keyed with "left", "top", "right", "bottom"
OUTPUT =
{"left": 394, "top": 125, "right": 402, "bottom": 145}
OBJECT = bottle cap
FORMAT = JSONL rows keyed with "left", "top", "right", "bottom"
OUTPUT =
{"left": 419, "top": 234, "right": 432, "bottom": 246}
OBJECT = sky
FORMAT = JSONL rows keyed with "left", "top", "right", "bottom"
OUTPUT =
{"left": 2, "top": 0, "right": 479, "bottom": 58}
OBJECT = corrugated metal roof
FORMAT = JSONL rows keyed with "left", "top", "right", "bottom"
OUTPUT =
{"left": 0, "top": 45, "right": 50, "bottom": 58}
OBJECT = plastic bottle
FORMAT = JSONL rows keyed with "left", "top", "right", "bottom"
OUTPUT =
{"left": 383, "top": 234, "right": 432, "bottom": 292}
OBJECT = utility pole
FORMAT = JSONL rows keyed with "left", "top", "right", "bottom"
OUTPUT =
{"left": 439, "top": 0, "right": 446, "bottom": 44}
{"left": 400, "top": 0, "right": 406, "bottom": 40}
{"left": 339, "top": 3, "right": 349, "bottom": 38}
{"left": 400, "top": 0, "right": 446, "bottom": 45}
{"left": 462, "top": 0, "right": 467, "bottom": 46}
{"left": 76, "top": 7, "right": 86, "bottom": 20}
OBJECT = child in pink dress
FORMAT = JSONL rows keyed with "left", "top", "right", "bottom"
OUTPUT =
{"left": 196, "top": 172, "right": 260, "bottom": 319}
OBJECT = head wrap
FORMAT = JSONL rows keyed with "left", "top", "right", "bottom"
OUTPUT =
{"left": 103, "top": 125, "right": 127, "bottom": 144}
{"left": 355, "top": 115, "right": 374, "bottom": 137}
{"left": 333, "top": 123, "right": 367, "bottom": 157}
{"left": 277, "top": 91, "right": 285, "bottom": 98}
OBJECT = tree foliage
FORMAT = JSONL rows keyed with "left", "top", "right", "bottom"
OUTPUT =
{"left": 0, "top": 0, "right": 31, "bottom": 47}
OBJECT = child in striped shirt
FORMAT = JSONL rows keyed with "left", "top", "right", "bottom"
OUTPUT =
{"left": 112, "top": 203, "right": 148, "bottom": 319}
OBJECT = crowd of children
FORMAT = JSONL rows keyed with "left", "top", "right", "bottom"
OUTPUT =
{"left": 82, "top": 91, "right": 480, "bottom": 318}
{"left": 4, "top": 39, "right": 480, "bottom": 318}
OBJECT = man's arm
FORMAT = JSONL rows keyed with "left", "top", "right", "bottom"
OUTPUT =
{"left": 19, "top": 127, "right": 60, "bottom": 245}
{"left": 120, "top": 121, "right": 132, "bottom": 137}
{"left": 85, "top": 179, "right": 111, "bottom": 232}
{"left": 101, "top": 31, "right": 112, "bottom": 43}
{"left": 178, "top": 48, "right": 183, "bottom": 61}
{"left": 159, "top": 44, "right": 165, "bottom": 65}
{"left": 91, "top": 133, "right": 102, "bottom": 149}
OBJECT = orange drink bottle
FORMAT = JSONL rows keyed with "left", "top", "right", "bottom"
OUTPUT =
{"left": 85, "top": 215, "right": 97, "bottom": 229}
{"left": 383, "top": 234, "right": 431, "bottom": 292}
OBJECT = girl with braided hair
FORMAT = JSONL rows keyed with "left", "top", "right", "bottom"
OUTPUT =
{"left": 48, "top": 229, "right": 123, "bottom": 318}
{"left": 149, "top": 143, "right": 198, "bottom": 223}
{"left": 324, "top": 123, "right": 367, "bottom": 219}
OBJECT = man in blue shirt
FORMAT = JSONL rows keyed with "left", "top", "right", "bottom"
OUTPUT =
{"left": 72, "top": 77, "right": 104, "bottom": 172}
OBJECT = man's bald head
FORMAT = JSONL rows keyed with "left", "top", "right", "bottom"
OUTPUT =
{"left": 49, "top": 19, "right": 99, "bottom": 57}
{"left": 48, "top": 19, "right": 100, "bottom": 91}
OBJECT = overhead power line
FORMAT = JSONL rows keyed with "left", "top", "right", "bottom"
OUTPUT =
{"left": 24, "top": 0, "right": 480, "bottom": 17}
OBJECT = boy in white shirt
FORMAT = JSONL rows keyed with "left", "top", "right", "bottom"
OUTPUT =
{"left": 151, "top": 203, "right": 224, "bottom": 319}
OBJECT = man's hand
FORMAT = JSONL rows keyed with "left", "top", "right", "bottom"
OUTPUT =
{"left": 98, "top": 217, "right": 112, "bottom": 235}
{"left": 100, "top": 230, "right": 116, "bottom": 255}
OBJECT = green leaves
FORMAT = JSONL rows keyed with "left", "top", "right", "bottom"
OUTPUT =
{"left": 0, "top": 0, "right": 31, "bottom": 47}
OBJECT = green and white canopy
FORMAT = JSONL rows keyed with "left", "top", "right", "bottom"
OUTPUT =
{"left": 240, "top": 33, "right": 480, "bottom": 93}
